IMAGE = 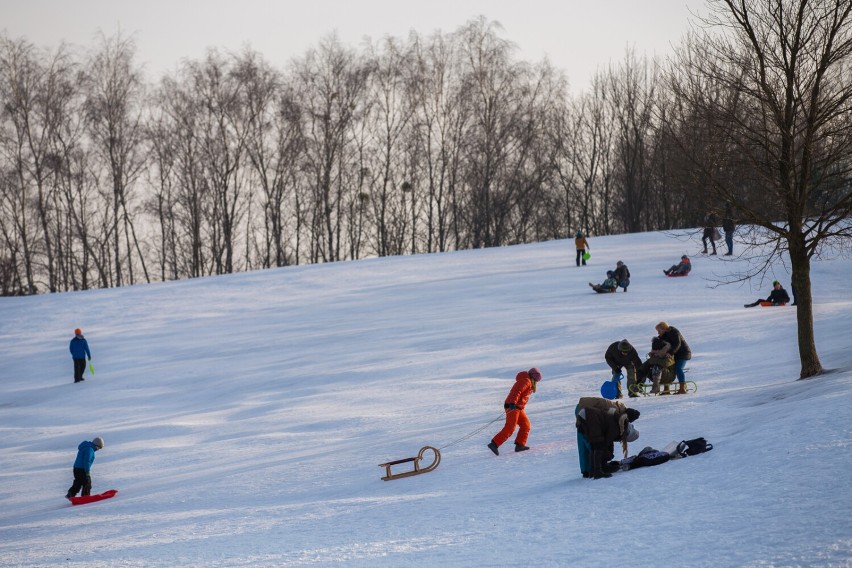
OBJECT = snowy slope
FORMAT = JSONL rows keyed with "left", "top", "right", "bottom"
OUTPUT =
{"left": 1, "top": 229, "right": 850, "bottom": 567}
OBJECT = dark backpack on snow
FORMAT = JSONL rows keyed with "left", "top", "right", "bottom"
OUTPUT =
{"left": 677, "top": 437, "right": 713, "bottom": 456}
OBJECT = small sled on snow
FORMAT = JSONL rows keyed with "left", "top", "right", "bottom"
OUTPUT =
{"left": 665, "top": 272, "right": 689, "bottom": 277}
{"left": 379, "top": 446, "right": 441, "bottom": 481}
{"left": 759, "top": 301, "right": 787, "bottom": 307}
{"left": 629, "top": 381, "right": 698, "bottom": 396}
{"left": 68, "top": 489, "right": 118, "bottom": 505}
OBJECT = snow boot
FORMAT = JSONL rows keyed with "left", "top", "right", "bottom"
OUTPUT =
{"left": 676, "top": 382, "right": 687, "bottom": 395}
{"left": 650, "top": 366, "right": 661, "bottom": 394}
{"left": 661, "top": 384, "right": 671, "bottom": 395}
{"left": 591, "top": 450, "right": 611, "bottom": 479}
{"left": 487, "top": 441, "right": 499, "bottom": 456}
{"left": 515, "top": 443, "right": 530, "bottom": 452}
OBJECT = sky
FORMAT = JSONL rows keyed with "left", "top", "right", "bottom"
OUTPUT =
{"left": 1, "top": 227, "right": 851, "bottom": 566}
{"left": 0, "top": 0, "right": 707, "bottom": 92}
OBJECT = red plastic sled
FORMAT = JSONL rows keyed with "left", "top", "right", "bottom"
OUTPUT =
{"left": 68, "top": 489, "right": 118, "bottom": 505}
{"left": 759, "top": 301, "right": 787, "bottom": 307}
{"left": 666, "top": 273, "right": 688, "bottom": 277}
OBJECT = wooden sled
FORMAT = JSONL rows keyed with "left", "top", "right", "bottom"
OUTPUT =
{"left": 379, "top": 446, "right": 441, "bottom": 481}
{"left": 629, "top": 381, "right": 698, "bottom": 396}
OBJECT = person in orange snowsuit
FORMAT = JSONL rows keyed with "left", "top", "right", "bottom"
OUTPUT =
{"left": 487, "top": 368, "right": 542, "bottom": 455}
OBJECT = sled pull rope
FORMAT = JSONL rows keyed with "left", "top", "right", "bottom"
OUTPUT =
{"left": 438, "top": 413, "right": 505, "bottom": 450}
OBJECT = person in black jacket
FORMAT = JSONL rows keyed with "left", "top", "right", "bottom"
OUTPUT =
{"left": 722, "top": 205, "right": 735, "bottom": 256}
{"left": 702, "top": 211, "right": 718, "bottom": 255}
{"left": 744, "top": 281, "right": 791, "bottom": 307}
{"left": 652, "top": 322, "right": 691, "bottom": 395}
{"left": 605, "top": 339, "right": 642, "bottom": 399}
{"left": 613, "top": 261, "right": 630, "bottom": 292}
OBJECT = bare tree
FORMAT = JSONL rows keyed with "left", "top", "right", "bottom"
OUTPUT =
{"left": 409, "top": 30, "right": 470, "bottom": 253}
{"left": 292, "top": 35, "right": 371, "bottom": 263}
{"left": 83, "top": 31, "right": 149, "bottom": 286}
{"left": 669, "top": 0, "right": 852, "bottom": 378}
{"left": 606, "top": 49, "right": 661, "bottom": 234}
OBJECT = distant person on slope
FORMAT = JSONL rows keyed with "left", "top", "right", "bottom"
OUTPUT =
{"left": 613, "top": 261, "right": 630, "bottom": 292}
{"left": 663, "top": 255, "right": 692, "bottom": 276}
{"left": 487, "top": 368, "right": 542, "bottom": 455}
{"left": 66, "top": 437, "right": 104, "bottom": 499}
{"left": 722, "top": 205, "right": 736, "bottom": 256}
{"left": 605, "top": 339, "right": 642, "bottom": 399}
{"left": 575, "top": 230, "right": 590, "bottom": 267}
{"left": 69, "top": 328, "right": 91, "bottom": 383}
{"left": 702, "top": 211, "right": 718, "bottom": 255}
{"left": 575, "top": 397, "right": 640, "bottom": 479}
{"left": 744, "top": 281, "right": 790, "bottom": 307}
{"left": 589, "top": 271, "right": 618, "bottom": 293}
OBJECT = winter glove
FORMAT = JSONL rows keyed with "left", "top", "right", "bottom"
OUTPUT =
{"left": 504, "top": 403, "right": 518, "bottom": 410}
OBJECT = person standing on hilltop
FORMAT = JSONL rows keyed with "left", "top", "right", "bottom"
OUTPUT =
{"left": 575, "top": 231, "right": 590, "bottom": 266}
{"left": 69, "top": 328, "right": 91, "bottom": 383}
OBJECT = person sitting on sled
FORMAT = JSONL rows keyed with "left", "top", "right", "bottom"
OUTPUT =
{"left": 663, "top": 255, "right": 691, "bottom": 276}
{"left": 744, "top": 281, "right": 791, "bottom": 307}
{"left": 575, "top": 397, "right": 640, "bottom": 479}
{"left": 635, "top": 335, "right": 675, "bottom": 395}
{"left": 589, "top": 271, "right": 618, "bottom": 293}
{"left": 487, "top": 368, "right": 542, "bottom": 455}
{"left": 66, "top": 436, "right": 104, "bottom": 499}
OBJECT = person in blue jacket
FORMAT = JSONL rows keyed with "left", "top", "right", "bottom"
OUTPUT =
{"left": 66, "top": 437, "right": 104, "bottom": 498}
{"left": 69, "top": 328, "right": 91, "bottom": 383}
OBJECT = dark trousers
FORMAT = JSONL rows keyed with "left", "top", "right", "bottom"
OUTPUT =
{"left": 702, "top": 232, "right": 716, "bottom": 253}
{"left": 576, "top": 249, "right": 586, "bottom": 266}
{"left": 73, "top": 359, "right": 86, "bottom": 382}
{"left": 67, "top": 467, "right": 91, "bottom": 497}
{"left": 725, "top": 230, "right": 734, "bottom": 254}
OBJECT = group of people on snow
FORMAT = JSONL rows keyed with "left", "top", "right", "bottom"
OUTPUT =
{"left": 486, "top": 319, "right": 691, "bottom": 479}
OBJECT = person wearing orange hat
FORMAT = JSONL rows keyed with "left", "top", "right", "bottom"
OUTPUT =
{"left": 69, "top": 328, "right": 91, "bottom": 383}
{"left": 487, "top": 368, "right": 542, "bottom": 455}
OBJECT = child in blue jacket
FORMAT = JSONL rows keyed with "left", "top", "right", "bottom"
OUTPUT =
{"left": 69, "top": 328, "right": 91, "bottom": 383}
{"left": 66, "top": 437, "right": 104, "bottom": 498}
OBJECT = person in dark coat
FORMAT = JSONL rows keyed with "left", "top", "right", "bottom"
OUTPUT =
{"left": 575, "top": 397, "right": 640, "bottom": 479}
{"left": 613, "top": 261, "right": 630, "bottom": 292}
{"left": 744, "top": 281, "right": 791, "bottom": 307}
{"left": 605, "top": 339, "right": 642, "bottom": 399}
{"left": 652, "top": 322, "right": 691, "bottom": 395}
{"left": 663, "top": 255, "right": 691, "bottom": 276}
{"left": 69, "top": 328, "right": 92, "bottom": 383}
{"left": 722, "top": 205, "right": 735, "bottom": 256}
{"left": 702, "top": 211, "right": 718, "bottom": 255}
{"left": 66, "top": 437, "right": 104, "bottom": 498}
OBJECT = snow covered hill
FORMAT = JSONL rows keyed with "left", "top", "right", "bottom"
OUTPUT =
{"left": 1, "top": 229, "right": 850, "bottom": 567}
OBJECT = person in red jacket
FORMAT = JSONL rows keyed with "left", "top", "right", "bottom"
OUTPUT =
{"left": 487, "top": 368, "right": 542, "bottom": 455}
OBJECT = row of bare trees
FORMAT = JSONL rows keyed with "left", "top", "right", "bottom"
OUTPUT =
{"left": 0, "top": 18, "right": 701, "bottom": 296}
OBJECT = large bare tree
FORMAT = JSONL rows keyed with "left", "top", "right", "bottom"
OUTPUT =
{"left": 669, "top": 0, "right": 852, "bottom": 378}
